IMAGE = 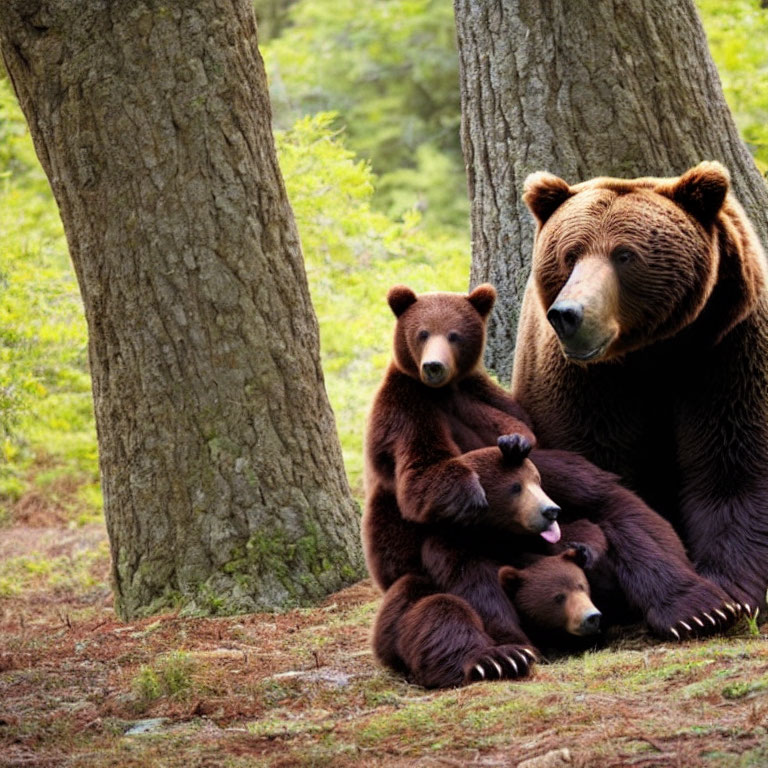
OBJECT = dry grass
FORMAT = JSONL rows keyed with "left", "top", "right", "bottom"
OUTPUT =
{"left": 0, "top": 516, "right": 766, "bottom": 768}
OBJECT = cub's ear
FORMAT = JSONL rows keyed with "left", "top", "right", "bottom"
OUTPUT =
{"left": 387, "top": 285, "right": 418, "bottom": 317}
{"left": 498, "top": 565, "right": 523, "bottom": 595}
{"left": 523, "top": 172, "right": 573, "bottom": 226}
{"left": 662, "top": 161, "right": 730, "bottom": 227}
{"left": 498, "top": 433, "right": 533, "bottom": 465}
{"left": 467, "top": 283, "right": 496, "bottom": 318}
{"left": 562, "top": 543, "right": 597, "bottom": 570}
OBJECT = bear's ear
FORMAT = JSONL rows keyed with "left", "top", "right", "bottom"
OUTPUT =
{"left": 562, "top": 543, "right": 597, "bottom": 571}
{"left": 498, "top": 565, "right": 523, "bottom": 595}
{"left": 387, "top": 285, "right": 418, "bottom": 317}
{"left": 663, "top": 161, "right": 730, "bottom": 227}
{"left": 467, "top": 283, "right": 496, "bottom": 318}
{"left": 523, "top": 172, "right": 574, "bottom": 226}
{"left": 497, "top": 433, "right": 533, "bottom": 466}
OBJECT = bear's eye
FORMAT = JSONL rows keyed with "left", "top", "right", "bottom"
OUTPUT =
{"left": 509, "top": 482, "right": 522, "bottom": 495}
{"left": 554, "top": 593, "right": 566, "bottom": 605}
{"left": 417, "top": 330, "right": 429, "bottom": 342}
{"left": 447, "top": 331, "right": 461, "bottom": 343}
{"left": 612, "top": 248, "right": 636, "bottom": 265}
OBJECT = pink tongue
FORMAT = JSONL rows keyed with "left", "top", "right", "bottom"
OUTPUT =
{"left": 540, "top": 521, "right": 561, "bottom": 543}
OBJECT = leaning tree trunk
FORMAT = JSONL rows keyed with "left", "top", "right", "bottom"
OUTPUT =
{"left": 0, "top": 0, "right": 364, "bottom": 619}
{"left": 454, "top": 0, "right": 768, "bottom": 380}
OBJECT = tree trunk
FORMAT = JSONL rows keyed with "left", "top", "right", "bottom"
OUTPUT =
{"left": 0, "top": 0, "right": 364, "bottom": 619}
{"left": 454, "top": 0, "right": 768, "bottom": 381}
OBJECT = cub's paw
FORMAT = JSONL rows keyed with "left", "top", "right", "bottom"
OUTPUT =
{"left": 463, "top": 645, "right": 537, "bottom": 684}
{"left": 440, "top": 469, "right": 488, "bottom": 525}
{"left": 563, "top": 542, "right": 599, "bottom": 570}
{"left": 645, "top": 579, "right": 742, "bottom": 641}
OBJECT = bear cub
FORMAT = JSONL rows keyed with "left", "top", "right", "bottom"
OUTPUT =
{"left": 499, "top": 545, "right": 603, "bottom": 651}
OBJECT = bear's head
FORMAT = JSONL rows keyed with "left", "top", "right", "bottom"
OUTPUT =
{"left": 498, "top": 546, "right": 602, "bottom": 636}
{"left": 523, "top": 161, "right": 764, "bottom": 362}
{"left": 462, "top": 434, "right": 561, "bottom": 542}
{"left": 387, "top": 284, "right": 496, "bottom": 387}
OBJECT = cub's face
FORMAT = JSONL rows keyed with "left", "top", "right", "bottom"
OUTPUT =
{"left": 499, "top": 550, "right": 602, "bottom": 636}
{"left": 462, "top": 435, "right": 561, "bottom": 542}
{"left": 387, "top": 284, "right": 496, "bottom": 386}
{"left": 524, "top": 163, "right": 730, "bottom": 363}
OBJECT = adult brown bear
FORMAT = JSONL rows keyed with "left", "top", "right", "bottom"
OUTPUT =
{"left": 514, "top": 161, "right": 768, "bottom": 614}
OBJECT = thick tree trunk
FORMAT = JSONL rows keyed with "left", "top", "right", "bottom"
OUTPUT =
{"left": 0, "top": 0, "right": 364, "bottom": 619}
{"left": 454, "top": 0, "right": 768, "bottom": 380}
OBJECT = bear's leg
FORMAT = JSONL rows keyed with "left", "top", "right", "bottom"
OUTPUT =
{"left": 373, "top": 574, "right": 534, "bottom": 688}
{"left": 680, "top": 492, "right": 768, "bottom": 616}
{"left": 533, "top": 449, "right": 740, "bottom": 640}
{"left": 372, "top": 573, "right": 435, "bottom": 676}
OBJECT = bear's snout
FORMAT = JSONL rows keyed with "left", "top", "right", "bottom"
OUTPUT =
{"left": 547, "top": 300, "right": 583, "bottom": 340}
{"left": 421, "top": 360, "right": 447, "bottom": 385}
{"left": 579, "top": 609, "right": 602, "bottom": 635}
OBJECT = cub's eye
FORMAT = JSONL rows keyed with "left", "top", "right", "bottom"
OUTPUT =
{"left": 447, "top": 331, "right": 461, "bottom": 343}
{"left": 613, "top": 248, "right": 636, "bottom": 265}
{"left": 417, "top": 330, "right": 429, "bottom": 341}
{"left": 509, "top": 482, "right": 522, "bottom": 495}
{"left": 554, "top": 593, "right": 566, "bottom": 605}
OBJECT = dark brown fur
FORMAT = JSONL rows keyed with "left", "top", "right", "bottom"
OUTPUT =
{"left": 515, "top": 162, "right": 768, "bottom": 612}
{"left": 365, "top": 285, "right": 739, "bottom": 688}
{"left": 499, "top": 547, "right": 603, "bottom": 652}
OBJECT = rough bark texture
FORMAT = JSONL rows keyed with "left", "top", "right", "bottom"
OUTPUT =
{"left": 454, "top": 0, "right": 768, "bottom": 380}
{"left": 0, "top": 0, "right": 364, "bottom": 619}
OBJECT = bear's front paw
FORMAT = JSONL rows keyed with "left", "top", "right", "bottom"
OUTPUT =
{"left": 697, "top": 568, "right": 763, "bottom": 620}
{"left": 563, "top": 542, "right": 598, "bottom": 570}
{"left": 440, "top": 469, "right": 488, "bottom": 525}
{"left": 463, "top": 644, "right": 537, "bottom": 684}
{"left": 645, "top": 578, "right": 742, "bottom": 641}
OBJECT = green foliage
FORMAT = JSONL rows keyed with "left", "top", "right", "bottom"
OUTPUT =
{"left": 275, "top": 113, "right": 468, "bottom": 492}
{"left": 697, "top": 0, "right": 768, "bottom": 172}
{"left": 3, "top": 0, "right": 768, "bottom": 523}
{"left": 0, "top": 79, "right": 97, "bottom": 520}
{"left": 263, "top": 0, "right": 467, "bottom": 228}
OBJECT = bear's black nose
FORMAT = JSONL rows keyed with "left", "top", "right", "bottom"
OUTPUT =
{"left": 547, "top": 300, "right": 584, "bottom": 340}
{"left": 422, "top": 361, "right": 446, "bottom": 383}
{"left": 541, "top": 505, "right": 560, "bottom": 522}
{"left": 580, "top": 610, "right": 602, "bottom": 635}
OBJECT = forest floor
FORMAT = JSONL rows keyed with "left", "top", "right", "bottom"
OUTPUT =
{"left": 1, "top": 505, "right": 767, "bottom": 768}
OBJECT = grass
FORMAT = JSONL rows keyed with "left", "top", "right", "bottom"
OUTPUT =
{"left": 0, "top": 528, "right": 766, "bottom": 767}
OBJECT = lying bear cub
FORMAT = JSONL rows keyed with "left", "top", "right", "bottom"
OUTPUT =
{"left": 366, "top": 284, "right": 741, "bottom": 688}
{"left": 498, "top": 546, "right": 603, "bottom": 656}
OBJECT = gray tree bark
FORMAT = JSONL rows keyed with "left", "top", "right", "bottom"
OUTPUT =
{"left": 454, "top": 0, "right": 768, "bottom": 381}
{"left": 0, "top": 0, "right": 364, "bottom": 619}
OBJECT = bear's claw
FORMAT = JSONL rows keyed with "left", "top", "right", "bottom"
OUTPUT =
{"left": 520, "top": 647, "right": 538, "bottom": 663}
{"left": 465, "top": 644, "right": 536, "bottom": 684}
{"left": 647, "top": 578, "right": 741, "bottom": 640}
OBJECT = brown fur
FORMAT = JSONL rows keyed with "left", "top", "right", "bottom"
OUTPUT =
{"left": 499, "top": 547, "right": 602, "bottom": 649}
{"left": 366, "top": 284, "right": 739, "bottom": 688}
{"left": 515, "top": 162, "right": 768, "bottom": 610}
